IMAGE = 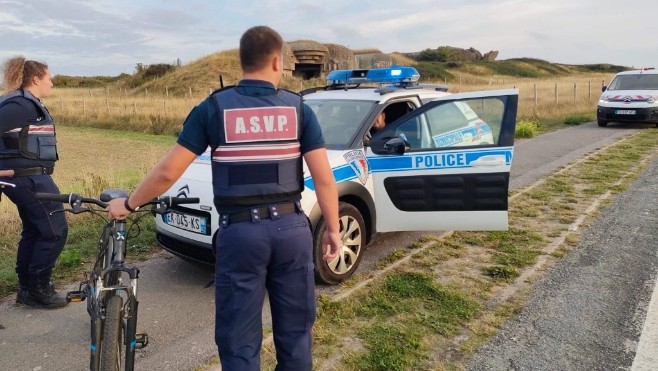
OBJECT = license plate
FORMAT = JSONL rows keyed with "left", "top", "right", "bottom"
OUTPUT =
{"left": 164, "top": 211, "right": 207, "bottom": 234}
{"left": 615, "top": 109, "right": 636, "bottom": 115}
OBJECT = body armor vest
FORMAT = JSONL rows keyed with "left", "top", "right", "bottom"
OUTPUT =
{"left": 0, "top": 89, "right": 58, "bottom": 169}
{"left": 210, "top": 87, "right": 304, "bottom": 212}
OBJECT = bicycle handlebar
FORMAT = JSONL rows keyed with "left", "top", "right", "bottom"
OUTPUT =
{"left": 36, "top": 193, "right": 108, "bottom": 208}
{"left": 35, "top": 192, "right": 200, "bottom": 214}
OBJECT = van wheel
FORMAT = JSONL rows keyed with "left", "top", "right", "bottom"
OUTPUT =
{"left": 598, "top": 120, "right": 609, "bottom": 127}
{"left": 313, "top": 202, "right": 366, "bottom": 285}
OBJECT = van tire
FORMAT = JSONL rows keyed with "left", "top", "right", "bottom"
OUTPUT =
{"left": 313, "top": 202, "right": 365, "bottom": 285}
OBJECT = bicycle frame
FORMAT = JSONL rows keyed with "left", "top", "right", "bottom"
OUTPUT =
{"left": 88, "top": 219, "right": 142, "bottom": 371}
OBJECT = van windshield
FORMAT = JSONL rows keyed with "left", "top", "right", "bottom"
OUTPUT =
{"left": 608, "top": 74, "right": 658, "bottom": 90}
{"left": 305, "top": 99, "right": 375, "bottom": 150}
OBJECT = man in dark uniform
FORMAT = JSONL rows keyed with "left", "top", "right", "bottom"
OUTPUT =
{"left": 0, "top": 57, "right": 69, "bottom": 308}
{"left": 107, "top": 26, "right": 340, "bottom": 370}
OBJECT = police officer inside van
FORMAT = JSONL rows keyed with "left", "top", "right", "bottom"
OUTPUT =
{"left": 107, "top": 26, "right": 341, "bottom": 370}
{"left": 0, "top": 56, "right": 69, "bottom": 308}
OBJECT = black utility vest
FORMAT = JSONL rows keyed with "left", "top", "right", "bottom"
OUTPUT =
{"left": 210, "top": 87, "right": 304, "bottom": 212}
{"left": 0, "top": 89, "right": 58, "bottom": 169}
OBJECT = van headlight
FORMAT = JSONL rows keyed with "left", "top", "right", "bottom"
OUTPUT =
{"left": 598, "top": 96, "right": 609, "bottom": 104}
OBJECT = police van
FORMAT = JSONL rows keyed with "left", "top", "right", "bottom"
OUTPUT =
{"left": 597, "top": 68, "right": 658, "bottom": 127}
{"left": 155, "top": 66, "right": 519, "bottom": 284}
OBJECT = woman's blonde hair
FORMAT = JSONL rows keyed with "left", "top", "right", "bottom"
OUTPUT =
{"left": 2, "top": 56, "right": 48, "bottom": 91}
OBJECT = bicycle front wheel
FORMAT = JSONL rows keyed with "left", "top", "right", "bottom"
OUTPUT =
{"left": 100, "top": 295, "right": 123, "bottom": 371}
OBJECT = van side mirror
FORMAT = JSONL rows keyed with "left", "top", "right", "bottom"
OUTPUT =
{"left": 601, "top": 85, "right": 607, "bottom": 92}
{"left": 371, "top": 136, "right": 410, "bottom": 155}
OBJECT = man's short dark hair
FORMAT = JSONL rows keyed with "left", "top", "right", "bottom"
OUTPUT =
{"left": 239, "top": 26, "right": 284, "bottom": 73}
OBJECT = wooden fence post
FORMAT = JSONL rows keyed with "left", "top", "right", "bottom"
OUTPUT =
{"left": 166, "top": 86, "right": 169, "bottom": 98}
{"left": 534, "top": 83, "right": 537, "bottom": 107}
{"left": 188, "top": 87, "right": 192, "bottom": 97}
{"left": 589, "top": 81, "right": 592, "bottom": 99}
{"left": 573, "top": 83, "right": 577, "bottom": 102}
{"left": 555, "top": 83, "right": 558, "bottom": 104}
{"left": 83, "top": 99, "right": 86, "bottom": 116}
{"left": 163, "top": 100, "right": 167, "bottom": 116}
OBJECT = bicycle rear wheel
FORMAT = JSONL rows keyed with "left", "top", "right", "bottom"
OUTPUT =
{"left": 100, "top": 295, "right": 123, "bottom": 371}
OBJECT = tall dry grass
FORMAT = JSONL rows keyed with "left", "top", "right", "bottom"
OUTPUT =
{"left": 451, "top": 72, "right": 616, "bottom": 127}
{"left": 43, "top": 72, "right": 616, "bottom": 136}
{"left": 0, "top": 125, "right": 175, "bottom": 296}
{"left": 0, "top": 126, "right": 174, "bottom": 245}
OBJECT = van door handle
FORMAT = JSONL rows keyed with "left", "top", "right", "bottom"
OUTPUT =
{"left": 470, "top": 155, "right": 506, "bottom": 167}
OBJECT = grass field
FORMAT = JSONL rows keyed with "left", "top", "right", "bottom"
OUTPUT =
{"left": 0, "top": 70, "right": 617, "bottom": 297}
{"left": 42, "top": 71, "right": 614, "bottom": 138}
{"left": 257, "top": 128, "right": 658, "bottom": 370}
{"left": 0, "top": 126, "right": 175, "bottom": 297}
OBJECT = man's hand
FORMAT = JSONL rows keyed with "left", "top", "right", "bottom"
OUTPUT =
{"left": 322, "top": 230, "right": 342, "bottom": 261}
{"left": 0, "top": 169, "right": 14, "bottom": 177}
{"left": 106, "top": 198, "right": 130, "bottom": 220}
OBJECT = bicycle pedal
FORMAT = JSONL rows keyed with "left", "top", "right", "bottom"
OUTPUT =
{"left": 66, "top": 290, "right": 87, "bottom": 303}
{"left": 134, "top": 333, "right": 149, "bottom": 349}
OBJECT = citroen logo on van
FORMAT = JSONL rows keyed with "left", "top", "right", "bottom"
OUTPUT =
{"left": 177, "top": 185, "right": 189, "bottom": 198}
{"left": 624, "top": 96, "right": 632, "bottom": 102}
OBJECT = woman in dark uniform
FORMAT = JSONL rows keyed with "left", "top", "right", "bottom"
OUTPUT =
{"left": 0, "top": 56, "right": 68, "bottom": 308}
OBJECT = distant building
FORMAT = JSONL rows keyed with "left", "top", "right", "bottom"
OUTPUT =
{"left": 285, "top": 40, "right": 356, "bottom": 79}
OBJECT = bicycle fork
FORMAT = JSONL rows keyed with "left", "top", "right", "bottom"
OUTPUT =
{"left": 87, "top": 266, "right": 146, "bottom": 370}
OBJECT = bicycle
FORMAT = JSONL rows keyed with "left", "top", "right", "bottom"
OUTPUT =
{"left": 36, "top": 189, "right": 198, "bottom": 371}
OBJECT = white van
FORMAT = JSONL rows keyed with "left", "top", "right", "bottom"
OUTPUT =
{"left": 155, "top": 67, "right": 519, "bottom": 284}
{"left": 597, "top": 68, "right": 658, "bottom": 127}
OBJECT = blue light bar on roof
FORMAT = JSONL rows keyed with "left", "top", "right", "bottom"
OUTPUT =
{"left": 326, "top": 66, "right": 420, "bottom": 86}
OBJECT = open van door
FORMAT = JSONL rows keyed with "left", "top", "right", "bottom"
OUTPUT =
{"left": 366, "top": 89, "right": 518, "bottom": 232}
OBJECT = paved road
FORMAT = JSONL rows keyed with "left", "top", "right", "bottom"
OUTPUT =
{"left": 468, "top": 155, "right": 658, "bottom": 371}
{"left": 0, "top": 122, "right": 645, "bottom": 370}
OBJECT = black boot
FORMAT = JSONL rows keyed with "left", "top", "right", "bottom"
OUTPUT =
{"left": 26, "top": 281, "right": 69, "bottom": 308}
{"left": 15, "top": 285, "right": 32, "bottom": 306}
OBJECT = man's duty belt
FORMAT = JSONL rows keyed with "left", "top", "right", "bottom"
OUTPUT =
{"left": 12, "top": 167, "right": 54, "bottom": 177}
{"left": 221, "top": 202, "right": 298, "bottom": 224}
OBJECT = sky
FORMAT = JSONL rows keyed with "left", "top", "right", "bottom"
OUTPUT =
{"left": 0, "top": 0, "right": 654, "bottom": 76}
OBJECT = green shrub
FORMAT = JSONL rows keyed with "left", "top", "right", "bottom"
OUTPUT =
{"left": 478, "top": 61, "right": 540, "bottom": 77}
{"left": 483, "top": 265, "right": 519, "bottom": 281}
{"left": 414, "top": 61, "right": 454, "bottom": 82}
{"left": 57, "top": 249, "right": 82, "bottom": 268}
{"left": 563, "top": 114, "right": 593, "bottom": 126}
{"left": 515, "top": 120, "right": 539, "bottom": 138}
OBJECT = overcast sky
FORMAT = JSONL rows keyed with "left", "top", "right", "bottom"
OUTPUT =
{"left": 0, "top": 0, "right": 654, "bottom": 76}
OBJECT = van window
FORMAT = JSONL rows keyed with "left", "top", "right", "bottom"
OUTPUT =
{"left": 608, "top": 74, "right": 658, "bottom": 90}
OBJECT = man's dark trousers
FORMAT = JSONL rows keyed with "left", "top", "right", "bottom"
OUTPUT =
{"left": 214, "top": 210, "right": 316, "bottom": 371}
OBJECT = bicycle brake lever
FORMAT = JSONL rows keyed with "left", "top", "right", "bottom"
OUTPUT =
{"left": 150, "top": 201, "right": 169, "bottom": 215}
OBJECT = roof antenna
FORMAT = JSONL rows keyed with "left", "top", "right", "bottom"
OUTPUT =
{"left": 219, "top": 75, "right": 224, "bottom": 88}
